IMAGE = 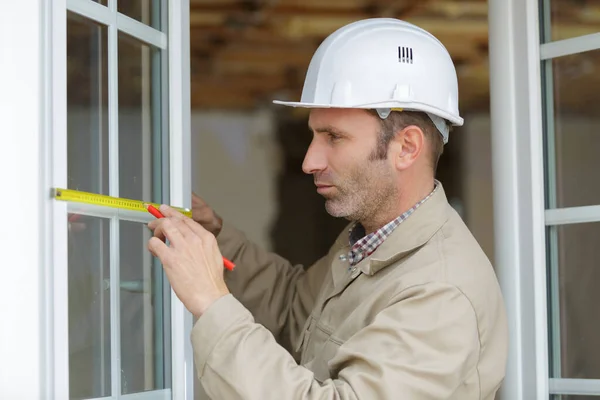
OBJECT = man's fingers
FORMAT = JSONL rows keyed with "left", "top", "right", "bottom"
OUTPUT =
{"left": 172, "top": 216, "right": 197, "bottom": 240}
{"left": 161, "top": 216, "right": 201, "bottom": 246}
{"left": 149, "top": 215, "right": 197, "bottom": 244}
{"left": 148, "top": 219, "right": 158, "bottom": 230}
{"left": 158, "top": 204, "right": 186, "bottom": 219}
{"left": 148, "top": 206, "right": 190, "bottom": 239}
{"left": 181, "top": 217, "right": 220, "bottom": 258}
{"left": 182, "top": 215, "right": 211, "bottom": 238}
{"left": 148, "top": 220, "right": 167, "bottom": 242}
{"left": 148, "top": 236, "right": 170, "bottom": 261}
{"left": 160, "top": 219, "right": 186, "bottom": 247}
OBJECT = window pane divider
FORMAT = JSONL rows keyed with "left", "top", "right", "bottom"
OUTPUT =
{"left": 107, "top": 0, "right": 121, "bottom": 396}
{"left": 67, "top": 0, "right": 112, "bottom": 26}
{"left": 117, "top": 14, "right": 166, "bottom": 49}
{"left": 545, "top": 205, "right": 600, "bottom": 225}
{"left": 549, "top": 378, "right": 600, "bottom": 395}
{"left": 81, "top": 389, "right": 171, "bottom": 400}
{"left": 67, "top": 203, "right": 154, "bottom": 224}
{"left": 67, "top": 0, "right": 167, "bottom": 49}
{"left": 120, "top": 388, "right": 172, "bottom": 400}
{"left": 541, "top": 32, "right": 600, "bottom": 60}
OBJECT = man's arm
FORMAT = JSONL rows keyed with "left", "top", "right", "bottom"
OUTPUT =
{"left": 188, "top": 193, "right": 333, "bottom": 353}
{"left": 217, "top": 221, "right": 333, "bottom": 355}
{"left": 191, "top": 282, "right": 480, "bottom": 400}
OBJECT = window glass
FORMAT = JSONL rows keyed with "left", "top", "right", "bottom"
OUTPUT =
{"left": 548, "top": 222, "right": 600, "bottom": 380}
{"left": 68, "top": 215, "right": 111, "bottom": 399}
{"left": 543, "top": 0, "right": 600, "bottom": 42}
{"left": 118, "top": 0, "right": 163, "bottom": 30}
{"left": 120, "top": 221, "right": 170, "bottom": 394}
{"left": 544, "top": 49, "right": 600, "bottom": 208}
{"left": 67, "top": 11, "right": 109, "bottom": 196}
{"left": 118, "top": 32, "right": 164, "bottom": 203}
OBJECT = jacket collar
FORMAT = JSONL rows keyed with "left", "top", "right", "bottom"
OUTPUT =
{"left": 357, "top": 181, "right": 450, "bottom": 276}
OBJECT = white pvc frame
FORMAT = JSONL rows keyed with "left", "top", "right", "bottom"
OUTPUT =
{"left": 488, "top": 0, "right": 548, "bottom": 398}
{"left": 491, "top": 0, "right": 600, "bottom": 398}
{"left": 545, "top": 205, "right": 600, "bottom": 225}
{"left": 167, "top": 1, "right": 194, "bottom": 398}
{"left": 540, "top": 0, "right": 600, "bottom": 395}
{"left": 540, "top": 33, "right": 600, "bottom": 60}
{"left": 0, "top": 1, "right": 49, "bottom": 398}
{"left": 0, "top": 0, "right": 191, "bottom": 398}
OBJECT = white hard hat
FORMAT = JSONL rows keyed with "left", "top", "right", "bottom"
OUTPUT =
{"left": 273, "top": 18, "right": 463, "bottom": 144}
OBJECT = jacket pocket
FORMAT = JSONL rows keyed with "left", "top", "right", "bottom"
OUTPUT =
{"left": 312, "top": 336, "right": 342, "bottom": 383}
{"left": 295, "top": 315, "right": 315, "bottom": 359}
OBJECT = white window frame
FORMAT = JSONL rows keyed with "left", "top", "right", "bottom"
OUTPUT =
{"left": 489, "top": 1, "right": 548, "bottom": 399}
{"left": 490, "top": 0, "right": 600, "bottom": 398}
{"left": 0, "top": 0, "right": 192, "bottom": 398}
{"left": 540, "top": 0, "right": 600, "bottom": 393}
{"left": 0, "top": 1, "right": 50, "bottom": 398}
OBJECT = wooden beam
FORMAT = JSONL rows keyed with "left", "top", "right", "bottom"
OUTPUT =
{"left": 185, "top": 0, "right": 600, "bottom": 114}
{"left": 190, "top": 1, "right": 417, "bottom": 14}
{"left": 188, "top": 0, "right": 425, "bottom": 27}
{"left": 189, "top": 0, "right": 487, "bottom": 17}
{"left": 192, "top": 73, "right": 289, "bottom": 93}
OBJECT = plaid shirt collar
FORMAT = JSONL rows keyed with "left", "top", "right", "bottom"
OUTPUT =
{"left": 347, "top": 183, "right": 438, "bottom": 267}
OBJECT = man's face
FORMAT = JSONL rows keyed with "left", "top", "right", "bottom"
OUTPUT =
{"left": 303, "top": 108, "right": 398, "bottom": 222}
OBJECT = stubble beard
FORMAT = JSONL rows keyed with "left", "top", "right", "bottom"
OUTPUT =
{"left": 323, "top": 160, "right": 397, "bottom": 224}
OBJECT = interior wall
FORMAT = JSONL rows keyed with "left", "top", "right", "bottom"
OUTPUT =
{"left": 191, "top": 109, "right": 281, "bottom": 251}
{"left": 190, "top": 109, "right": 284, "bottom": 400}
{"left": 461, "top": 113, "right": 495, "bottom": 262}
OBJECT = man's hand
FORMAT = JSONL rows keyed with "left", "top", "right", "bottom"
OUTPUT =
{"left": 147, "top": 204, "right": 229, "bottom": 318}
{"left": 191, "top": 192, "right": 223, "bottom": 236}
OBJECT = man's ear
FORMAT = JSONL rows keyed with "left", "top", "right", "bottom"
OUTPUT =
{"left": 389, "top": 125, "right": 425, "bottom": 171}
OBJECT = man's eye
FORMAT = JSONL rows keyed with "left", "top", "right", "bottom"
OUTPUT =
{"left": 328, "top": 133, "right": 340, "bottom": 141}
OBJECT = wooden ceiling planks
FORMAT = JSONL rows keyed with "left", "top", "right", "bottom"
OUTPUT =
{"left": 189, "top": 0, "right": 600, "bottom": 114}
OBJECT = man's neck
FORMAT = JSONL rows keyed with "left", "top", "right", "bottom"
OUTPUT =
{"left": 360, "top": 177, "right": 435, "bottom": 235}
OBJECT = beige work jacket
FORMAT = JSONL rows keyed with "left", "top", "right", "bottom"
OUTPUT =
{"left": 191, "top": 184, "right": 508, "bottom": 399}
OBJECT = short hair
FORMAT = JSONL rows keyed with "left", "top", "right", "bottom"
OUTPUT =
{"left": 367, "top": 110, "right": 445, "bottom": 172}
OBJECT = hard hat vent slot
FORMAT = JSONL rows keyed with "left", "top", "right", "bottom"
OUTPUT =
{"left": 398, "top": 46, "right": 413, "bottom": 64}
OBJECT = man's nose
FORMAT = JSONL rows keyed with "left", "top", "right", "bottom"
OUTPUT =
{"left": 302, "top": 141, "right": 327, "bottom": 175}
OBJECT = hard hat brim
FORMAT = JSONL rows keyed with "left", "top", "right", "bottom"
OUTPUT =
{"left": 272, "top": 100, "right": 464, "bottom": 126}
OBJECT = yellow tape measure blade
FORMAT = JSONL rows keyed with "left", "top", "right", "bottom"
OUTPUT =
{"left": 54, "top": 188, "right": 192, "bottom": 217}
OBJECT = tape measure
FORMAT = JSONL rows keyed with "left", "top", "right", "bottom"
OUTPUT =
{"left": 54, "top": 187, "right": 192, "bottom": 218}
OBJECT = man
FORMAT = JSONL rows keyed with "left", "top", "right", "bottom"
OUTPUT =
{"left": 148, "top": 18, "right": 508, "bottom": 399}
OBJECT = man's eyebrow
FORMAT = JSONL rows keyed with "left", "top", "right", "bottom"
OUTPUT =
{"left": 308, "top": 125, "right": 347, "bottom": 135}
